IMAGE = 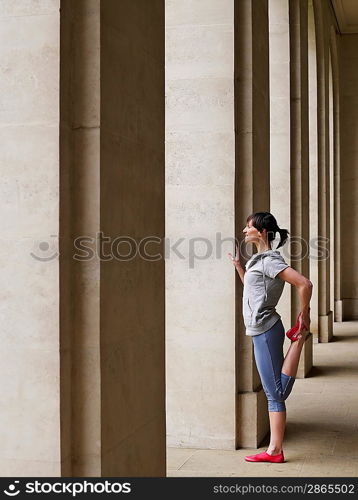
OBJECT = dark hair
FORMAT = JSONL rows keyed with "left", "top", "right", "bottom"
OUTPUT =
{"left": 247, "top": 211, "right": 289, "bottom": 249}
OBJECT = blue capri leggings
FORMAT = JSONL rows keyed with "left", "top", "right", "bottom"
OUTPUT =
{"left": 252, "top": 318, "right": 296, "bottom": 412}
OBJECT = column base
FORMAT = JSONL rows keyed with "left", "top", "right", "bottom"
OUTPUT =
{"left": 318, "top": 310, "right": 333, "bottom": 342}
{"left": 341, "top": 298, "right": 358, "bottom": 320}
{"left": 335, "top": 300, "right": 343, "bottom": 322}
{"left": 236, "top": 389, "right": 269, "bottom": 448}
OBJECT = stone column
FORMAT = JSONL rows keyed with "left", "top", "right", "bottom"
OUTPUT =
{"left": 313, "top": 0, "right": 333, "bottom": 342}
{"left": 235, "top": 0, "right": 271, "bottom": 448}
{"left": 288, "top": 0, "right": 313, "bottom": 375}
{"left": 166, "top": 0, "right": 236, "bottom": 449}
{"left": 339, "top": 35, "right": 358, "bottom": 320}
{"left": 308, "top": 0, "right": 319, "bottom": 336}
{"left": 268, "top": 0, "right": 292, "bottom": 357}
{"left": 61, "top": 0, "right": 165, "bottom": 476}
{"left": 329, "top": 51, "right": 335, "bottom": 319}
{"left": 330, "top": 28, "right": 342, "bottom": 322}
{"left": 0, "top": 0, "right": 61, "bottom": 475}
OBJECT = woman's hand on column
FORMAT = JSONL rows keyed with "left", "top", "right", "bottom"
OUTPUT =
{"left": 228, "top": 244, "right": 241, "bottom": 268}
{"left": 228, "top": 244, "right": 245, "bottom": 284}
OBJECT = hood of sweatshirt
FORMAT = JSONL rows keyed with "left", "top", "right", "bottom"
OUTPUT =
{"left": 245, "top": 250, "right": 283, "bottom": 301}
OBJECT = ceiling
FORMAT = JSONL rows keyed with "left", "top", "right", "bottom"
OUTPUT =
{"left": 331, "top": 0, "right": 358, "bottom": 33}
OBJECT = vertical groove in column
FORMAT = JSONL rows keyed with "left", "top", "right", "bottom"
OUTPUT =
{"left": 235, "top": 0, "right": 254, "bottom": 219}
{"left": 269, "top": 0, "right": 291, "bottom": 330}
{"left": 330, "top": 27, "right": 342, "bottom": 320}
{"left": 252, "top": 0, "right": 270, "bottom": 207}
{"left": 308, "top": 0, "right": 319, "bottom": 334}
{"left": 289, "top": 0, "right": 310, "bottom": 320}
{"left": 313, "top": 0, "right": 333, "bottom": 340}
{"left": 314, "top": 0, "right": 327, "bottom": 315}
{"left": 166, "top": 0, "right": 236, "bottom": 450}
{"left": 235, "top": 0, "right": 270, "bottom": 447}
{"left": 60, "top": 0, "right": 101, "bottom": 476}
{"left": 100, "top": 0, "right": 166, "bottom": 475}
{"left": 59, "top": 0, "right": 73, "bottom": 476}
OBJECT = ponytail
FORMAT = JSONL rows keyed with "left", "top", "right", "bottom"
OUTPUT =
{"left": 276, "top": 227, "right": 289, "bottom": 249}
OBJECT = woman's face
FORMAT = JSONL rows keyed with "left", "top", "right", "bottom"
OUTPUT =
{"left": 242, "top": 219, "right": 262, "bottom": 244}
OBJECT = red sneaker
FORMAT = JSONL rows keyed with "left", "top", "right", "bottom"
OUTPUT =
{"left": 244, "top": 451, "right": 285, "bottom": 463}
{"left": 285, "top": 313, "right": 304, "bottom": 342}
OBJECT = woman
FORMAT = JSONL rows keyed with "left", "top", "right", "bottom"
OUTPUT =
{"left": 228, "top": 211, "right": 312, "bottom": 463}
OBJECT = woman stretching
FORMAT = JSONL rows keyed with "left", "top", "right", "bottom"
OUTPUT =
{"left": 228, "top": 211, "right": 312, "bottom": 463}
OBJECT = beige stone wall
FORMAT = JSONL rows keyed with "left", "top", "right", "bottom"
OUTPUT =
{"left": 340, "top": 34, "right": 358, "bottom": 319}
{"left": 166, "top": 0, "right": 236, "bottom": 449}
{"left": 100, "top": 0, "right": 166, "bottom": 476}
{"left": 0, "top": 0, "right": 61, "bottom": 475}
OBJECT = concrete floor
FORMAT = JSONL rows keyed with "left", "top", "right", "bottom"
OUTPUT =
{"left": 167, "top": 321, "right": 358, "bottom": 477}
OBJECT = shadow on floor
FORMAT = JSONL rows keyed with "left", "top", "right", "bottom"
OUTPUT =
{"left": 309, "top": 364, "right": 358, "bottom": 377}
{"left": 330, "top": 334, "right": 358, "bottom": 342}
{"left": 285, "top": 420, "right": 354, "bottom": 436}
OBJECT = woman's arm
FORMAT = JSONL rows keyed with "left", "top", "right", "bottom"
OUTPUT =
{"left": 277, "top": 266, "right": 313, "bottom": 332}
{"left": 234, "top": 261, "right": 245, "bottom": 284}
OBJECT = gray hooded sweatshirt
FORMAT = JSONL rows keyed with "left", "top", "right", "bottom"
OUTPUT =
{"left": 243, "top": 249, "right": 290, "bottom": 336}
